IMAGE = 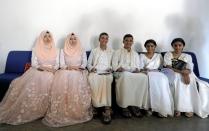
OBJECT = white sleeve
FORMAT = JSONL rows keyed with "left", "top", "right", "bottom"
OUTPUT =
{"left": 87, "top": 50, "right": 94, "bottom": 71}
{"left": 134, "top": 52, "right": 140, "bottom": 70}
{"left": 112, "top": 50, "right": 120, "bottom": 71}
{"left": 109, "top": 51, "right": 113, "bottom": 70}
{"left": 139, "top": 54, "right": 145, "bottom": 69}
{"left": 81, "top": 50, "right": 87, "bottom": 68}
{"left": 60, "top": 49, "right": 67, "bottom": 69}
{"left": 31, "top": 50, "right": 39, "bottom": 68}
{"left": 186, "top": 54, "right": 194, "bottom": 70}
{"left": 164, "top": 52, "right": 172, "bottom": 66}
{"left": 53, "top": 49, "right": 60, "bottom": 70}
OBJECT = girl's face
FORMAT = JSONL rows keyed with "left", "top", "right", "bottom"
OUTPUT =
{"left": 145, "top": 43, "right": 156, "bottom": 53}
{"left": 43, "top": 33, "right": 52, "bottom": 44}
{"left": 99, "top": 35, "right": 109, "bottom": 46}
{"left": 172, "top": 41, "right": 184, "bottom": 53}
{"left": 123, "top": 37, "right": 133, "bottom": 50}
{"left": 69, "top": 35, "right": 77, "bottom": 45}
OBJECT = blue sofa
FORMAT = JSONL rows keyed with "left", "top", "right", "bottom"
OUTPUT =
{"left": 0, "top": 50, "right": 208, "bottom": 101}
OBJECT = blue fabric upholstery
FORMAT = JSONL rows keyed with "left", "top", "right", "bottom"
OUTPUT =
{"left": 0, "top": 73, "right": 22, "bottom": 100}
{"left": 5, "top": 51, "right": 32, "bottom": 74}
{"left": 199, "top": 77, "right": 209, "bottom": 83}
{"left": 0, "top": 50, "right": 208, "bottom": 102}
{"left": 86, "top": 51, "right": 91, "bottom": 59}
{"left": 0, "top": 51, "right": 31, "bottom": 101}
{"left": 0, "top": 73, "right": 21, "bottom": 83}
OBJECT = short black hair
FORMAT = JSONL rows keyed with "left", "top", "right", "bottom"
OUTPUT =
{"left": 123, "top": 34, "right": 133, "bottom": 41}
{"left": 99, "top": 32, "right": 108, "bottom": 40}
{"left": 171, "top": 38, "right": 185, "bottom": 46}
{"left": 144, "top": 39, "right": 157, "bottom": 47}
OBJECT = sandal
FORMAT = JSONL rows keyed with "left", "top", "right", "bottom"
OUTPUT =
{"left": 185, "top": 112, "right": 193, "bottom": 118}
{"left": 102, "top": 109, "right": 112, "bottom": 124}
{"left": 122, "top": 108, "right": 132, "bottom": 118}
{"left": 158, "top": 113, "right": 166, "bottom": 118}
{"left": 175, "top": 111, "right": 181, "bottom": 117}
{"left": 92, "top": 108, "right": 98, "bottom": 118}
{"left": 130, "top": 106, "right": 143, "bottom": 118}
{"left": 145, "top": 110, "right": 152, "bottom": 117}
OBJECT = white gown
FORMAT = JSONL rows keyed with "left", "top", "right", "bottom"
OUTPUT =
{"left": 164, "top": 52, "right": 209, "bottom": 118}
{"left": 112, "top": 48, "right": 149, "bottom": 109}
{"left": 139, "top": 53, "right": 174, "bottom": 116}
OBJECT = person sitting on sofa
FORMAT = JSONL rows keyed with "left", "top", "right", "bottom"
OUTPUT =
{"left": 164, "top": 38, "right": 209, "bottom": 118}
{"left": 139, "top": 39, "right": 174, "bottom": 117}
{"left": 87, "top": 32, "right": 114, "bottom": 124}
{"left": 43, "top": 33, "right": 92, "bottom": 127}
{"left": 0, "top": 30, "right": 59, "bottom": 125}
{"left": 112, "top": 34, "right": 149, "bottom": 118}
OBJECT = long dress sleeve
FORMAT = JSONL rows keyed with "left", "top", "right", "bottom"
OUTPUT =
{"left": 112, "top": 50, "right": 120, "bottom": 71}
{"left": 59, "top": 50, "right": 67, "bottom": 69}
{"left": 186, "top": 54, "right": 194, "bottom": 71}
{"left": 31, "top": 49, "right": 40, "bottom": 68}
{"left": 80, "top": 50, "right": 87, "bottom": 69}
{"left": 53, "top": 49, "right": 60, "bottom": 70}
{"left": 139, "top": 54, "right": 145, "bottom": 69}
{"left": 164, "top": 52, "right": 172, "bottom": 66}
{"left": 133, "top": 52, "right": 140, "bottom": 70}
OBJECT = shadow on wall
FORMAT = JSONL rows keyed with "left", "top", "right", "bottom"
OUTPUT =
{"left": 165, "top": 0, "right": 209, "bottom": 77}
{"left": 112, "top": 38, "right": 121, "bottom": 50}
{"left": 89, "top": 35, "right": 99, "bottom": 49}
{"left": 57, "top": 37, "right": 65, "bottom": 48}
{"left": 134, "top": 42, "right": 143, "bottom": 52}
{"left": 165, "top": 14, "right": 204, "bottom": 51}
{"left": 72, "top": 8, "right": 138, "bottom": 50}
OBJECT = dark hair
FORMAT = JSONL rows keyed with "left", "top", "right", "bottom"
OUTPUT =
{"left": 123, "top": 34, "right": 133, "bottom": 41}
{"left": 144, "top": 39, "right": 157, "bottom": 47}
{"left": 99, "top": 32, "right": 109, "bottom": 40}
{"left": 171, "top": 38, "right": 185, "bottom": 46}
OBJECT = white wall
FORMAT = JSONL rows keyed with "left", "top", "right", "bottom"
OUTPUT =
{"left": 0, "top": 0, "right": 208, "bottom": 78}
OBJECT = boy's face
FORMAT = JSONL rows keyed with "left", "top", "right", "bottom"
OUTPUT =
{"left": 99, "top": 35, "right": 109, "bottom": 46}
{"left": 123, "top": 37, "right": 133, "bottom": 50}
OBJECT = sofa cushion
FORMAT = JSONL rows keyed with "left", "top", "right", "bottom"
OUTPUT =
{"left": 5, "top": 51, "right": 32, "bottom": 74}
{"left": 0, "top": 73, "right": 22, "bottom": 84}
{"left": 199, "top": 77, "right": 209, "bottom": 83}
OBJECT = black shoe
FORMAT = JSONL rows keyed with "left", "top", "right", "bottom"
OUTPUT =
{"left": 93, "top": 108, "right": 98, "bottom": 118}
{"left": 121, "top": 108, "right": 132, "bottom": 118}
{"left": 130, "top": 106, "right": 143, "bottom": 118}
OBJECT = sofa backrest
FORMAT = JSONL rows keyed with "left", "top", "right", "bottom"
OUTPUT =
{"left": 5, "top": 51, "right": 32, "bottom": 74}
{"left": 4, "top": 50, "right": 200, "bottom": 77}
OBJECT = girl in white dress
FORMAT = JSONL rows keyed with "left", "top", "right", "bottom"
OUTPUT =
{"left": 164, "top": 38, "right": 209, "bottom": 118}
{"left": 139, "top": 39, "right": 174, "bottom": 117}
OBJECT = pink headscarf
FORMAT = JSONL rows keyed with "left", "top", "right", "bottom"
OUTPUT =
{"left": 34, "top": 30, "right": 57, "bottom": 61}
{"left": 64, "top": 33, "right": 82, "bottom": 56}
